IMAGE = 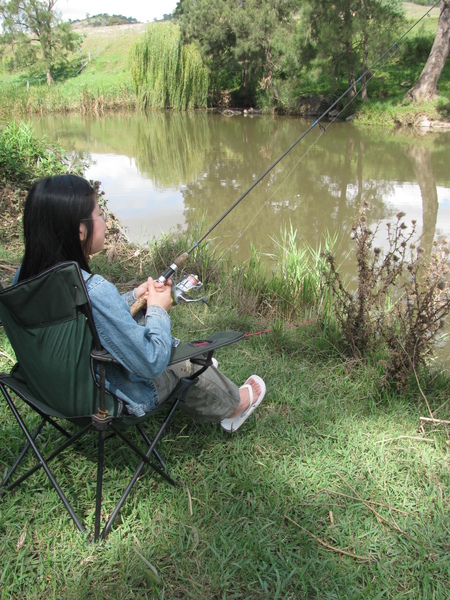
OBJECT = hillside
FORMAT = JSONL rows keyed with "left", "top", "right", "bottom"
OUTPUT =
{"left": 0, "top": 2, "right": 446, "bottom": 120}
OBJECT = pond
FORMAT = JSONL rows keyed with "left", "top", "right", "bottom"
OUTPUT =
{"left": 30, "top": 111, "right": 450, "bottom": 271}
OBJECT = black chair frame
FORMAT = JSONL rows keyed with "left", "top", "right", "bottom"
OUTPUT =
{"left": 0, "top": 263, "right": 243, "bottom": 541}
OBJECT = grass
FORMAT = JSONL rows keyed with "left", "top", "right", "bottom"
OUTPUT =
{"left": 1, "top": 316, "right": 449, "bottom": 598}
{"left": 0, "top": 24, "right": 143, "bottom": 116}
{"left": 1, "top": 214, "right": 450, "bottom": 597}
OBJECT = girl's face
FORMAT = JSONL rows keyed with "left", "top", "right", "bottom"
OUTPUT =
{"left": 79, "top": 199, "right": 106, "bottom": 257}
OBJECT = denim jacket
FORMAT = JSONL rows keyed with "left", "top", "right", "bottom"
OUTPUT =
{"left": 12, "top": 267, "right": 173, "bottom": 417}
{"left": 82, "top": 271, "right": 173, "bottom": 416}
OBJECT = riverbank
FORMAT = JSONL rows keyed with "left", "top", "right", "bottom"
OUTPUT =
{"left": 1, "top": 190, "right": 450, "bottom": 598}
{"left": 1, "top": 128, "right": 450, "bottom": 597}
{"left": 1, "top": 5, "right": 449, "bottom": 129}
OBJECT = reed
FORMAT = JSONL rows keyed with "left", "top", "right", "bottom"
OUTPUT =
{"left": 222, "top": 225, "right": 335, "bottom": 324}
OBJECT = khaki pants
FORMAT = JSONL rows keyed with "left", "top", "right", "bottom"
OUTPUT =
{"left": 154, "top": 361, "right": 240, "bottom": 423}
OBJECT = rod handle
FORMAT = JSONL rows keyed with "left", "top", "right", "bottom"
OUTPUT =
{"left": 129, "top": 252, "right": 189, "bottom": 317}
{"left": 157, "top": 252, "right": 189, "bottom": 283}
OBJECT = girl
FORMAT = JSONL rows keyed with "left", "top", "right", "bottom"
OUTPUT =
{"left": 15, "top": 174, "right": 265, "bottom": 431}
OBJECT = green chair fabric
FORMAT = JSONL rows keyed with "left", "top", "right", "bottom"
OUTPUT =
{"left": 0, "top": 261, "right": 244, "bottom": 540}
{"left": 0, "top": 262, "right": 117, "bottom": 418}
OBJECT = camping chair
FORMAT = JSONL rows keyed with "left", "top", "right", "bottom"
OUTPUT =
{"left": 0, "top": 261, "right": 243, "bottom": 541}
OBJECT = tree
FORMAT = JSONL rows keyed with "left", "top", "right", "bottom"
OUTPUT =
{"left": 406, "top": 0, "right": 450, "bottom": 102}
{"left": 129, "top": 23, "right": 208, "bottom": 110}
{"left": 297, "top": 0, "right": 404, "bottom": 100}
{"left": 177, "top": 0, "right": 297, "bottom": 107}
{"left": 0, "top": 0, "right": 80, "bottom": 85}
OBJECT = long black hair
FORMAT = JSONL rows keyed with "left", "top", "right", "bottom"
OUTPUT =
{"left": 19, "top": 175, "right": 97, "bottom": 281}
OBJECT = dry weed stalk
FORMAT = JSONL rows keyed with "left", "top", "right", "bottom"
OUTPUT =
{"left": 324, "top": 202, "right": 450, "bottom": 389}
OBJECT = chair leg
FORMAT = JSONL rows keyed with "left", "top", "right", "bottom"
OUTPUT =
{"left": 4, "top": 421, "right": 92, "bottom": 492}
{"left": 99, "top": 398, "right": 181, "bottom": 540}
{"left": 1, "top": 388, "right": 86, "bottom": 533}
{"left": 94, "top": 429, "right": 106, "bottom": 542}
{"left": 1, "top": 418, "right": 46, "bottom": 494}
{"left": 137, "top": 425, "right": 167, "bottom": 470}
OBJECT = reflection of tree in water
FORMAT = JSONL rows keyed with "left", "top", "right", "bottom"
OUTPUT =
{"left": 133, "top": 112, "right": 212, "bottom": 187}
{"left": 406, "top": 143, "right": 439, "bottom": 259}
{"left": 180, "top": 120, "right": 395, "bottom": 266}
{"left": 31, "top": 112, "right": 447, "bottom": 271}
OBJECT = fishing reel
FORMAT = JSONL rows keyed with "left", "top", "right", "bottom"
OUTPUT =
{"left": 172, "top": 274, "right": 208, "bottom": 305}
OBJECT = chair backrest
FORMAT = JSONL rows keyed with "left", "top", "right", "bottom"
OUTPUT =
{"left": 0, "top": 262, "right": 116, "bottom": 417}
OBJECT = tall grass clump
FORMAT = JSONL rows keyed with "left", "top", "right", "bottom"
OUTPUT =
{"left": 270, "top": 225, "right": 335, "bottom": 315}
{"left": 129, "top": 22, "right": 208, "bottom": 110}
{"left": 222, "top": 225, "right": 333, "bottom": 324}
{"left": 324, "top": 202, "right": 450, "bottom": 390}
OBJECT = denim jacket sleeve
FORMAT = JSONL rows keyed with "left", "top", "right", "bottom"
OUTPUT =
{"left": 83, "top": 272, "right": 172, "bottom": 380}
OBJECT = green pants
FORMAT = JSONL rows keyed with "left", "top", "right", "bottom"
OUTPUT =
{"left": 154, "top": 360, "right": 240, "bottom": 423}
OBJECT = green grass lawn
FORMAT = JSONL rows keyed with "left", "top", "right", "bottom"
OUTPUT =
{"left": 1, "top": 302, "right": 449, "bottom": 598}
{"left": 404, "top": 1, "right": 441, "bottom": 26}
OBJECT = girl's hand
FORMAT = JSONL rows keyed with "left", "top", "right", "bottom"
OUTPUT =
{"left": 146, "top": 277, "right": 173, "bottom": 312}
{"left": 134, "top": 280, "right": 149, "bottom": 300}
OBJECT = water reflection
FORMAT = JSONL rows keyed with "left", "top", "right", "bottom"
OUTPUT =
{"left": 30, "top": 112, "right": 450, "bottom": 272}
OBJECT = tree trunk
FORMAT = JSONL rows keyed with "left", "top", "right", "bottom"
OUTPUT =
{"left": 360, "top": 0, "right": 368, "bottom": 102}
{"left": 361, "top": 38, "right": 369, "bottom": 102}
{"left": 264, "top": 44, "right": 278, "bottom": 107}
{"left": 46, "top": 70, "right": 54, "bottom": 86}
{"left": 406, "top": 1, "right": 450, "bottom": 103}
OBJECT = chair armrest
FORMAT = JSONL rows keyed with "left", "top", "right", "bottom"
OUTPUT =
{"left": 169, "top": 331, "right": 244, "bottom": 365}
{"left": 90, "top": 349, "right": 120, "bottom": 365}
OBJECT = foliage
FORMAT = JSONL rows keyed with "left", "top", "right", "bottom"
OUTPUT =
{"left": 324, "top": 202, "right": 450, "bottom": 389}
{"left": 68, "top": 13, "right": 139, "bottom": 27}
{"left": 0, "top": 2, "right": 447, "bottom": 118}
{"left": 177, "top": 0, "right": 297, "bottom": 108}
{"left": 129, "top": 22, "right": 208, "bottom": 110}
{"left": 0, "top": 0, "right": 81, "bottom": 84}
{"left": 0, "top": 121, "right": 82, "bottom": 188}
{"left": 296, "top": 0, "right": 405, "bottom": 99}
{"left": 399, "top": 30, "right": 435, "bottom": 62}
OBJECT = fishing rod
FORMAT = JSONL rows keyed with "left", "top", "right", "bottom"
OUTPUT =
{"left": 129, "top": 0, "right": 441, "bottom": 318}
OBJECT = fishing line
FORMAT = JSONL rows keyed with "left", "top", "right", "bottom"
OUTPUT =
{"left": 218, "top": 0, "right": 442, "bottom": 257}
{"left": 130, "top": 1, "right": 442, "bottom": 316}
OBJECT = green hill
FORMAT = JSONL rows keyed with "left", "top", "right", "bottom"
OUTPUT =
{"left": 0, "top": 3, "right": 445, "bottom": 119}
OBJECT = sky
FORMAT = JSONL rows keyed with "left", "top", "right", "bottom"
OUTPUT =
{"left": 55, "top": 0, "right": 179, "bottom": 23}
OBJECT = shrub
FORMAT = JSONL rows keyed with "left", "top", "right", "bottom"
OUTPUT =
{"left": 129, "top": 23, "right": 208, "bottom": 110}
{"left": 0, "top": 121, "right": 83, "bottom": 188}
{"left": 399, "top": 33, "right": 434, "bottom": 63}
{"left": 324, "top": 202, "right": 450, "bottom": 389}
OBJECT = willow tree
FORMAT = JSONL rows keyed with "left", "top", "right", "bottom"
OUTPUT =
{"left": 130, "top": 22, "right": 208, "bottom": 110}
